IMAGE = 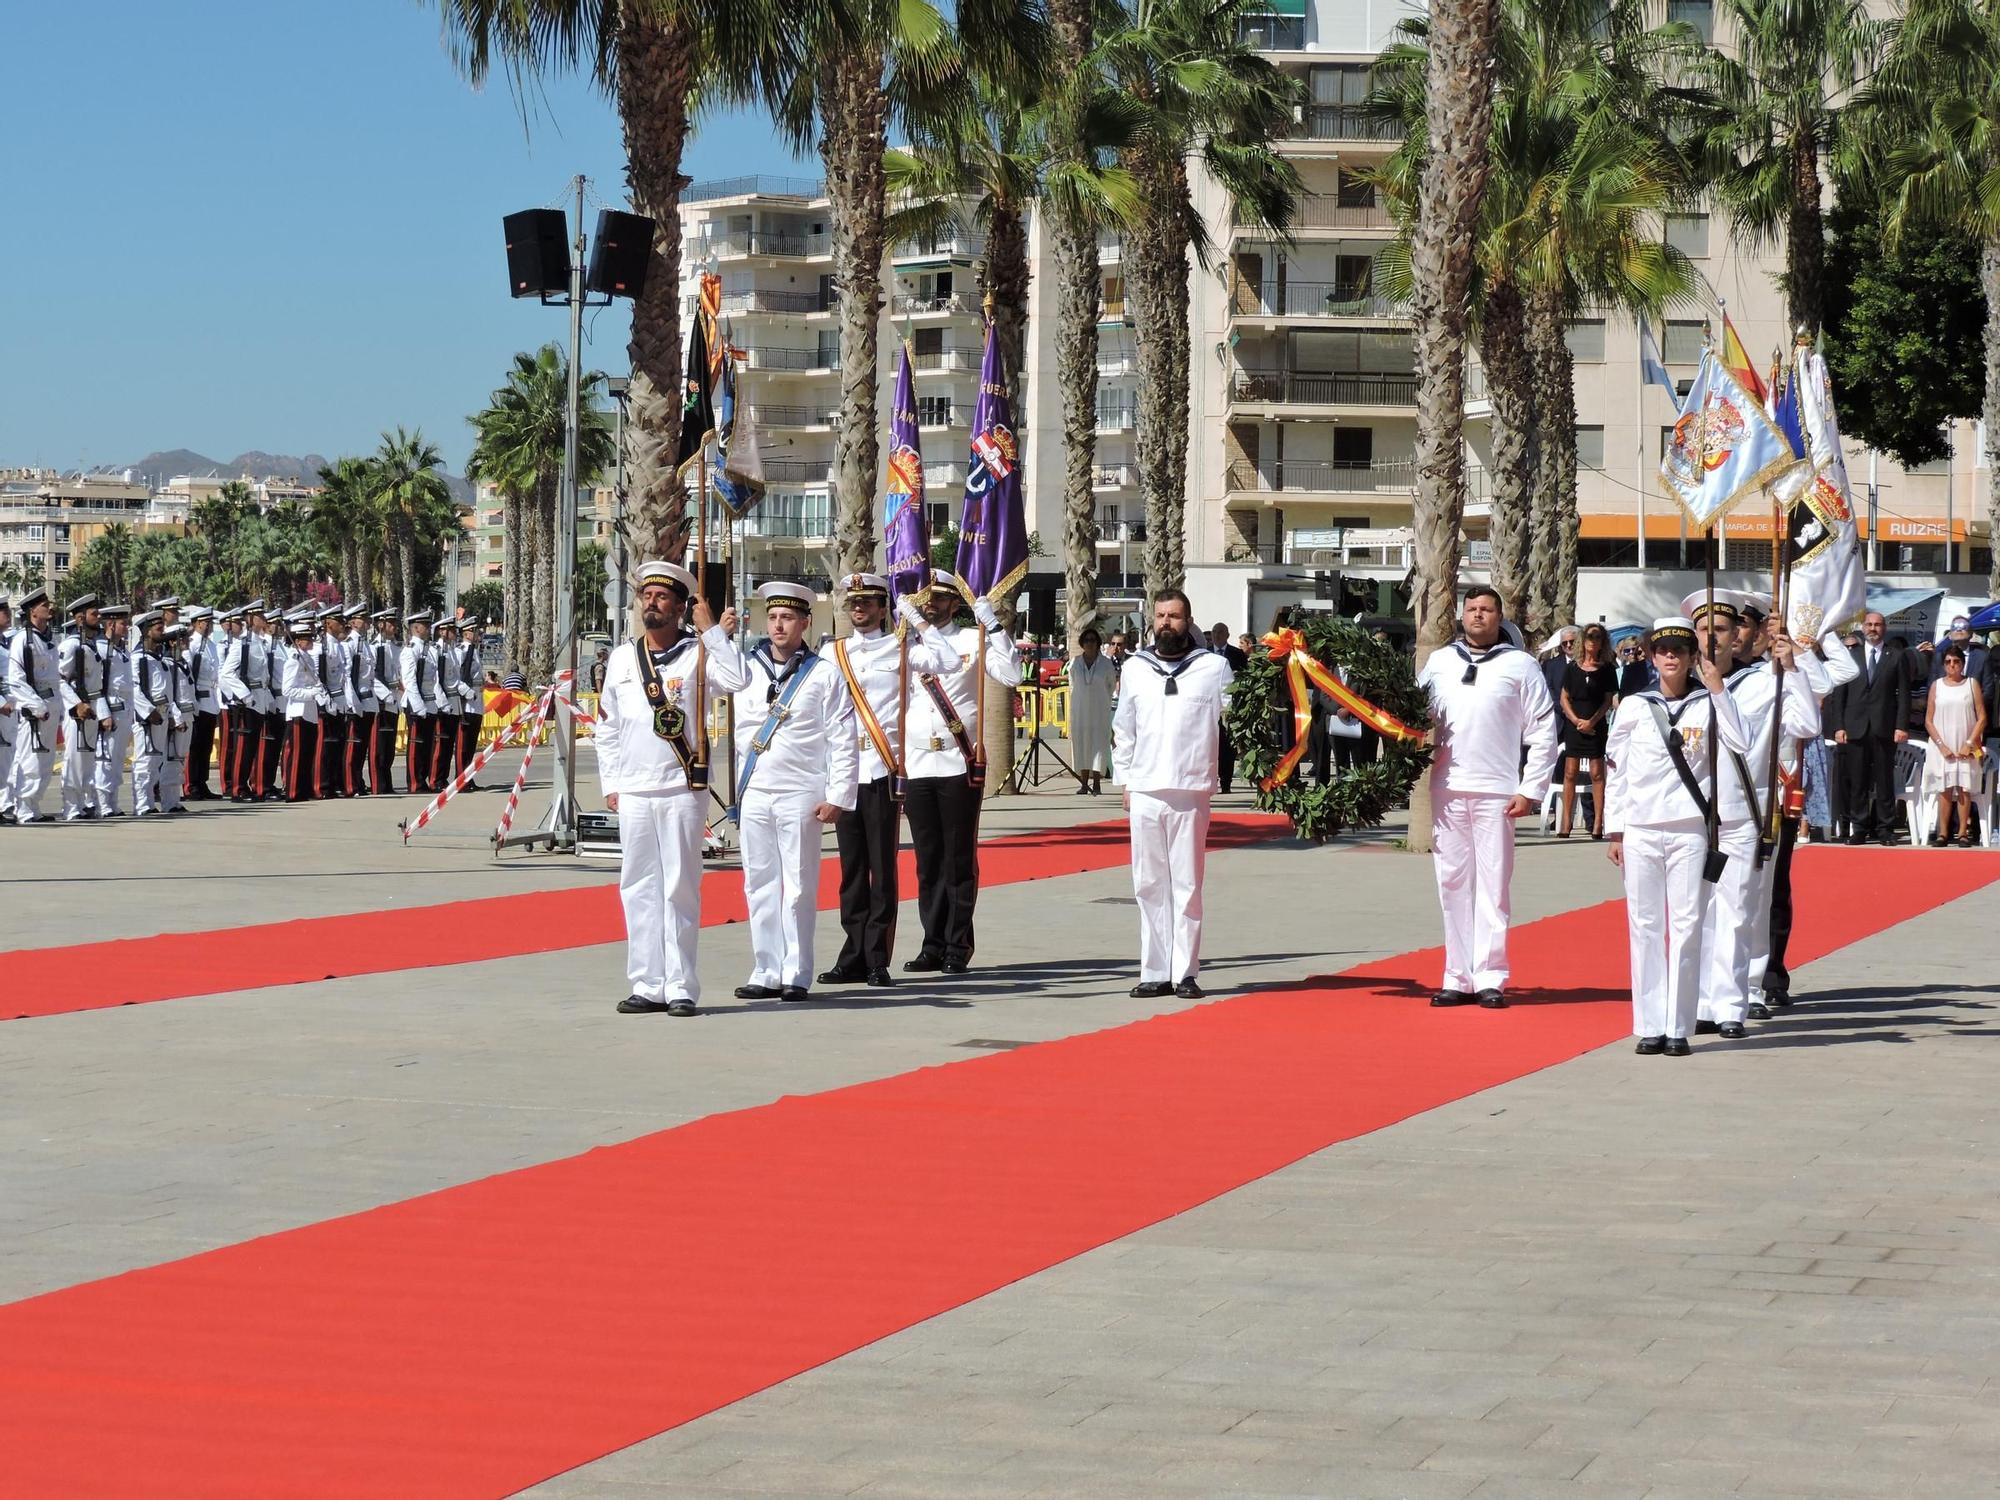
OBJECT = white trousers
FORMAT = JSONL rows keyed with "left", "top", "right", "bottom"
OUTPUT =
{"left": 740, "top": 786, "right": 822, "bottom": 989}
{"left": 1697, "top": 818, "right": 1761, "bottom": 1025}
{"left": 1131, "top": 788, "right": 1211, "bottom": 983}
{"left": 158, "top": 722, "right": 190, "bottom": 811}
{"left": 618, "top": 789, "right": 707, "bottom": 1002}
{"left": 1743, "top": 844, "right": 1780, "bottom": 1003}
{"left": 95, "top": 720, "right": 129, "bottom": 815}
{"left": 61, "top": 716, "right": 99, "bottom": 818}
{"left": 1432, "top": 789, "right": 1516, "bottom": 993}
{"left": 11, "top": 714, "right": 54, "bottom": 821}
{"left": 1623, "top": 822, "right": 1712, "bottom": 1039}
{"left": 0, "top": 715, "right": 13, "bottom": 814}
{"left": 133, "top": 721, "right": 168, "bottom": 816}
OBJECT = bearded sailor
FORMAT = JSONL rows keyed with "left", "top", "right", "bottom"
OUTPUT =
{"left": 901, "top": 569, "right": 1018, "bottom": 975}
{"left": 728, "top": 582, "right": 858, "bottom": 1003}
{"left": 7, "top": 588, "right": 61, "bottom": 824}
{"left": 1415, "top": 585, "right": 1559, "bottom": 1009}
{"left": 1606, "top": 618, "right": 1747, "bottom": 1055}
{"left": 57, "top": 593, "right": 107, "bottom": 820}
{"left": 597, "top": 560, "right": 747, "bottom": 1016}
{"left": 816, "top": 572, "right": 957, "bottom": 989}
{"left": 1114, "top": 587, "right": 1235, "bottom": 999}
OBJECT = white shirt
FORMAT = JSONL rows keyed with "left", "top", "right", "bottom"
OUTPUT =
{"left": 99, "top": 638, "right": 132, "bottom": 727}
{"left": 596, "top": 627, "right": 750, "bottom": 796}
{"left": 399, "top": 638, "right": 438, "bottom": 716}
{"left": 1605, "top": 686, "right": 1749, "bottom": 833}
{"left": 186, "top": 631, "right": 222, "bottom": 713}
{"left": 1111, "top": 646, "right": 1234, "bottom": 793}
{"left": 905, "top": 622, "right": 1020, "bottom": 779}
{"left": 1417, "top": 639, "right": 1558, "bottom": 799}
{"left": 368, "top": 633, "right": 403, "bottom": 710}
{"left": 1716, "top": 658, "right": 1820, "bottom": 823}
{"left": 282, "top": 645, "right": 330, "bottom": 723}
{"left": 132, "top": 646, "right": 174, "bottom": 726}
{"left": 826, "top": 625, "right": 960, "bottom": 784}
{"left": 729, "top": 644, "right": 860, "bottom": 809}
{"left": 7, "top": 628, "right": 57, "bottom": 719}
{"left": 58, "top": 631, "right": 107, "bottom": 718}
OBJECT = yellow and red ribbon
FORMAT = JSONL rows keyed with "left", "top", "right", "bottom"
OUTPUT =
{"left": 1256, "top": 627, "right": 1425, "bottom": 793}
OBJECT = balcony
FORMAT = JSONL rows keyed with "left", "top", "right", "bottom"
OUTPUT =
{"left": 1229, "top": 368, "right": 1420, "bottom": 407}
{"left": 1236, "top": 14, "right": 1305, "bottom": 48}
{"left": 1096, "top": 518, "right": 1147, "bottom": 545}
{"left": 894, "top": 234, "right": 986, "bottom": 261}
{"left": 685, "top": 174, "right": 825, "bottom": 202}
{"left": 701, "top": 230, "right": 829, "bottom": 259}
{"left": 743, "top": 345, "right": 841, "bottom": 373}
{"left": 917, "top": 404, "right": 969, "bottom": 429}
{"left": 761, "top": 457, "right": 835, "bottom": 484}
{"left": 924, "top": 462, "right": 966, "bottom": 488}
{"left": 1228, "top": 280, "right": 1404, "bottom": 320}
{"left": 1234, "top": 194, "right": 1394, "bottom": 232}
{"left": 910, "top": 349, "right": 977, "bottom": 372}
{"left": 748, "top": 403, "right": 839, "bottom": 428}
{"left": 1096, "top": 407, "right": 1137, "bottom": 434}
{"left": 742, "top": 509, "right": 835, "bottom": 541}
{"left": 891, "top": 292, "right": 973, "bottom": 316}
{"left": 1097, "top": 354, "right": 1137, "bottom": 377}
{"left": 715, "top": 288, "right": 831, "bottom": 315}
{"left": 1093, "top": 464, "right": 1136, "bottom": 489}
{"left": 1289, "top": 106, "right": 1403, "bottom": 145}
{"left": 1225, "top": 458, "right": 1417, "bottom": 495}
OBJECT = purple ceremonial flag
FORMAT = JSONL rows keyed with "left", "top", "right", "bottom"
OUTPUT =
{"left": 956, "top": 321, "right": 1028, "bottom": 604}
{"left": 881, "top": 345, "right": 931, "bottom": 602}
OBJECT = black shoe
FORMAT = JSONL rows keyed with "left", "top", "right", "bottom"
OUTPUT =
{"left": 1075, "top": 785, "right": 1091, "bottom": 795}
{"left": 1431, "top": 989, "right": 1476, "bottom": 1007}
{"left": 617, "top": 995, "right": 670, "bottom": 1014}
{"left": 1664, "top": 1037, "right": 1692, "bottom": 1057}
{"left": 941, "top": 959, "right": 969, "bottom": 975}
{"left": 666, "top": 998, "right": 698, "bottom": 1017}
{"left": 1845, "top": 832, "right": 1866, "bottom": 846}
{"left": 1768, "top": 993, "right": 1793, "bottom": 1009}
{"left": 780, "top": 987, "right": 811, "bottom": 1003}
{"left": 1718, "top": 1022, "right": 1746, "bottom": 1039}
{"left": 817, "top": 968, "right": 864, "bottom": 986}
{"left": 1695, "top": 1019, "right": 1719, "bottom": 1035}
{"left": 1130, "top": 981, "right": 1173, "bottom": 998}
{"left": 1878, "top": 831, "right": 1899, "bottom": 846}
{"left": 1175, "top": 978, "right": 1204, "bottom": 999}
{"left": 864, "top": 968, "right": 893, "bottom": 988}
{"left": 168, "top": 805, "right": 190, "bottom": 816}
{"left": 1746, "top": 1002, "right": 1771, "bottom": 1020}
{"left": 733, "top": 984, "right": 781, "bottom": 1000}
{"left": 1476, "top": 988, "right": 1507, "bottom": 1009}
{"left": 902, "top": 953, "right": 944, "bottom": 973}
{"left": 1635, "top": 1035, "right": 1666, "bottom": 1055}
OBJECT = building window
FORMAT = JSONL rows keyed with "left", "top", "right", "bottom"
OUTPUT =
{"left": 917, "top": 395, "right": 955, "bottom": 426}
{"left": 913, "top": 326, "right": 944, "bottom": 357}
{"left": 1665, "top": 213, "right": 1710, "bottom": 259}
{"left": 27, "top": 525, "right": 43, "bottom": 540}
{"left": 1101, "top": 275, "right": 1125, "bottom": 319}
{"left": 1575, "top": 425, "right": 1606, "bottom": 468}
{"left": 1667, "top": 0, "right": 1713, "bottom": 41}
{"left": 54, "top": 553, "right": 69, "bottom": 574}
{"left": 1307, "top": 63, "right": 1371, "bottom": 105}
{"left": 1663, "top": 319, "right": 1705, "bottom": 364}
{"left": 1564, "top": 319, "right": 1607, "bottom": 363}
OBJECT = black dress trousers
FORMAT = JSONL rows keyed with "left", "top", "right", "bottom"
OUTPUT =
{"left": 832, "top": 774, "right": 901, "bottom": 973}
{"left": 904, "top": 772, "right": 982, "bottom": 965}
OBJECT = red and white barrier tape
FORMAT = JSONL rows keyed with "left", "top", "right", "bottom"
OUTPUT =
{"left": 491, "top": 687, "right": 563, "bottom": 845}
{"left": 400, "top": 672, "right": 572, "bottom": 843}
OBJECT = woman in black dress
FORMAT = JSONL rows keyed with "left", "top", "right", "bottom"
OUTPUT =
{"left": 1558, "top": 622, "right": 1619, "bottom": 837}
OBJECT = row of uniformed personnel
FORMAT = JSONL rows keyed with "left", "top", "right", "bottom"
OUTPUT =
{"left": 0, "top": 588, "right": 496, "bottom": 824}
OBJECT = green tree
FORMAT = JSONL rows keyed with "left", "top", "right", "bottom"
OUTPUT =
{"left": 370, "top": 428, "right": 460, "bottom": 624}
{"left": 312, "top": 458, "right": 376, "bottom": 601}
{"left": 574, "top": 542, "right": 609, "bottom": 633}
{"left": 460, "top": 580, "right": 508, "bottom": 635}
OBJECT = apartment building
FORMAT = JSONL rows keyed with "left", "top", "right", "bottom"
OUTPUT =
{"left": 0, "top": 471, "right": 155, "bottom": 585}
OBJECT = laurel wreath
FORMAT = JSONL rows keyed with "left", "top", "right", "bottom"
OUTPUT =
{"left": 1223, "top": 616, "right": 1433, "bottom": 842}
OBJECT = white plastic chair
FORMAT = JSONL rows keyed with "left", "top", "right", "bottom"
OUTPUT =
{"left": 1894, "top": 739, "right": 1931, "bottom": 845}
{"left": 1977, "top": 740, "right": 1999, "bottom": 847}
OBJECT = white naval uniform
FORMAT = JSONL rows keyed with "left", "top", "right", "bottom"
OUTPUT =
{"left": 597, "top": 628, "right": 750, "bottom": 1003}
{"left": 1606, "top": 685, "right": 1748, "bottom": 1040}
{"left": 1112, "top": 645, "right": 1235, "bottom": 984}
{"left": 1416, "top": 640, "right": 1559, "bottom": 994}
{"left": 730, "top": 645, "right": 859, "bottom": 990}
{"left": 160, "top": 649, "right": 197, "bottom": 812}
{"left": 1066, "top": 651, "right": 1116, "bottom": 774}
{"left": 0, "top": 627, "right": 15, "bottom": 817}
{"left": 1696, "top": 658, "right": 1820, "bottom": 1026}
{"left": 58, "top": 630, "right": 108, "bottom": 819}
{"left": 95, "top": 638, "right": 132, "bottom": 815}
{"left": 7, "top": 626, "right": 60, "bottom": 822}
{"left": 131, "top": 647, "right": 174, "bottom": 815}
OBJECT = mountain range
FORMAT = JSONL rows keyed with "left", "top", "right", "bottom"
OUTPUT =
{"left": 116, "top": 449, "right": 474, "bottom": 503}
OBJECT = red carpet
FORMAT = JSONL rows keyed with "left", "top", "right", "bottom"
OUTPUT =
{"left": 1, "top": 846, "right": 1992, "bottom": 1499}
{"left": 0, "top": 813, "right": 1288, "bottom": 1021}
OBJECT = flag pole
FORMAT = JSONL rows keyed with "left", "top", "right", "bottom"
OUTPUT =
{"left": 1635, "top": 320, "right": 1647, "bottom": 568}
{"left": 972, "top": 290, "right": 997, "bottom": 785}
{"left": 1700, "top": 319, "right": 1720, "bottom": 868}
{"left": 694, "top": 447, "right": 709, "bottom": 791}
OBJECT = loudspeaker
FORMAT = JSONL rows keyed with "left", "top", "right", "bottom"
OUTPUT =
{"left": 503, "top": 209, "right": 570, "bottom": 299}
{"left": 1026, "top": 583, "right": 1056, "bottom": 637}
{"left": 694, "top": 559, "right": 732, "bottom": 620}
{"left": 586, "top": 210, "right": 653, "bottom": 299}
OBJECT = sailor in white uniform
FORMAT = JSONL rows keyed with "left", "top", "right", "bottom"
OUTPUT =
{"left": 1112, "top": 587, "right": 1236, "bottom": 999}
{"left": 130, "top": 611, "right": 174, "bottom": 815}
{"left": 728, "top": 582, "right": 858, "bottom": 1003}
{"left": 1606, "top": 618, "right": 1747, "bottom": 1055}
{"left": 1415, "top": 586, "right": 1559, "bottom": 1008}
{"left": 596, "top": 561, "right": 747, "bottom": 1016}
{"left": 7, "top": 588, "right": 61, "bottom": 823}
{"left": 94, "top": 605, "right": 133, "bottom": 817}
{"left": 0, "top": 597, "right": 15, "bottom": 822}
{"left": 57, "top": 594, "right": 107, "bottom": 820}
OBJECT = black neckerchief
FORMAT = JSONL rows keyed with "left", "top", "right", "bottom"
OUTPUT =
{"left": 1135, "top": 645, "right": 1207, "bottom": 697}
{"left": 1451, "top": 637, "right": 1513, "bottom": 684}
{"left": 753, "top": 642, "right": 816, "bottom": 705}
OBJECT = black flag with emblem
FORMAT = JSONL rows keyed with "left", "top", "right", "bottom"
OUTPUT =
{"left": 672, "top": 286, "right": 718, "bottom": 480}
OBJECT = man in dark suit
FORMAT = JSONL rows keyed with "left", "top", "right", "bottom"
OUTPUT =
{"left": 1824, "top": 610, "right": 1910, "bottom": 844}
{"left": 1208, "top": 622, "right": 1251, "bottom": 793}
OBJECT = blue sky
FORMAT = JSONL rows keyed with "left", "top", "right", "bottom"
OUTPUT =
{"left": 1, "top": 1, "right": 808, "bottom": 476}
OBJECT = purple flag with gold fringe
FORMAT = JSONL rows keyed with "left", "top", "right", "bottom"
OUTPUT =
{"left": 881, "top": 345, "right": 931, "bottom": 602}
{"left": 955, "top": 321, "right": 1027, "bottom": 604}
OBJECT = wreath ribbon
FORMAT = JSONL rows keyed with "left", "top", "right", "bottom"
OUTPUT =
{"left": 1257, "top": 627, "right": 1426, "bottom": 792}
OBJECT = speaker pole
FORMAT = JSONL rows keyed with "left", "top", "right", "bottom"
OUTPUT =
{"left": 553, "top": 172, "right": 586, "bottom": 850}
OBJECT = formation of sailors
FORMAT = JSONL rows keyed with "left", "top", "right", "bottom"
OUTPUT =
{"left": 1, "top": 587, "right": 495, "bottom": 823}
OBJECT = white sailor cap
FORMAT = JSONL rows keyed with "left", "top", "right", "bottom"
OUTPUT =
{"left": 343, "top": 603, "right": 367, "bottom": 620}
{"left": 164, "top": 622, "right": 190, "bottom": 640}
{"left": 434, "top": 614, "right": 459, "bottom": 631}
{"left": 66, "top": 593, "right": 102, "bottom": 615}
{"left": 100, "top": 603, "right": 131, "bottom": 620}
{"left": 837, "top": 571, "right": 889, "bottom": 600}
{"left": 405, "top": 609, "right": 432, "bottom": 626}
{"left": 133, "top": 610, "right": 162, "bottom": 631}
{"left": 460, "top": 615, "right": 482, "bottom": 630}
{"left": 371, "top": 607, "right": 397, "bottom": 622}
{"left": 18, "top": 587, "right": 49, "bottom": 611}
{"left": 187, "top": 605, "right": 214, "bottom": 622}
{"left": 216, "top": 607, "right": 242, "bottom": 623}
{"left": 317, "top": 604, "right": 344, "bottom": 622}
{"left": 1650, "top": 616, "right": 1699, "bottom": 650}
{"left": 153, "top": 596, "right": 180, "bottom": 611}
{"left": 637, "top": 560, "right": 696, "bottom": 598}
{"left": 756, "top": 580, "right": 816, "bottom": 614}
{"left": 1738, "top": 591, "right": 1772, "bottom": 623}
{"left": 289, "top": 618, "right": 316, "bottom": 637}
{"left": 924, "top": 570, "right": 974, "bottom": 603}
{"left": 244, "top": 598, "right": 268, "bottom": 616}
{"left": 1679, "top": 588, "right": 1744, "bottom": 625}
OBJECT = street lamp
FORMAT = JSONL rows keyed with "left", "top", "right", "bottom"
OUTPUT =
{"left": 496, "top": 178, "right": 653, "bottom": 855}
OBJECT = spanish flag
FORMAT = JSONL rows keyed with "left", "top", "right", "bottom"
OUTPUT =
{"left": 1720, "top": 310, "right": 1766, "bottom": 405}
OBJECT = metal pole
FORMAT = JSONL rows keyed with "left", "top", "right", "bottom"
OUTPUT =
{"left": 554, "top": 172, "right": 586, "bottom": 849}
{"left": 1635, "top": 328, "right": 1647, "bottom": 568}
{"left": 610, "top": 383, "right": 628, "bottom": 650}
{"left": 1867, "top": 449, "right": 1879, "bottom": 571}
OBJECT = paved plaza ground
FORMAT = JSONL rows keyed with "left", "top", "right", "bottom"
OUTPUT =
{"left": 4, "top": 746, "right": 2000, "bottom": 1499}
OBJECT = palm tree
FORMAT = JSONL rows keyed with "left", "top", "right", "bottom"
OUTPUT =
{"left": 467, "top": 345, "right": 616, "bottom": 679}
{"left": 1107, "top": 0, "right": 1300, "bottom": 593}
{"left": 1857, "top": 0, "right": 2000, "bottom": 591}
{"left": 1701, "top": 0, "right": 1885, "bottom": 338}
{"left": 370, "top": 428, "right": 459, "bottom": 624}
{"left": 434, "top": 0, "right": 790, "bottom": 570}
{"left": 313, "top": 458, "right": 374, "bottom": 599}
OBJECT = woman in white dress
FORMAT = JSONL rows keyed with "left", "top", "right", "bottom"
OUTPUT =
{"left": 1066, "top": 628, "right": 1116, "bottom": 795}
{"left": 1923, "top": 644, "right": 1988, "bottom": 846}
